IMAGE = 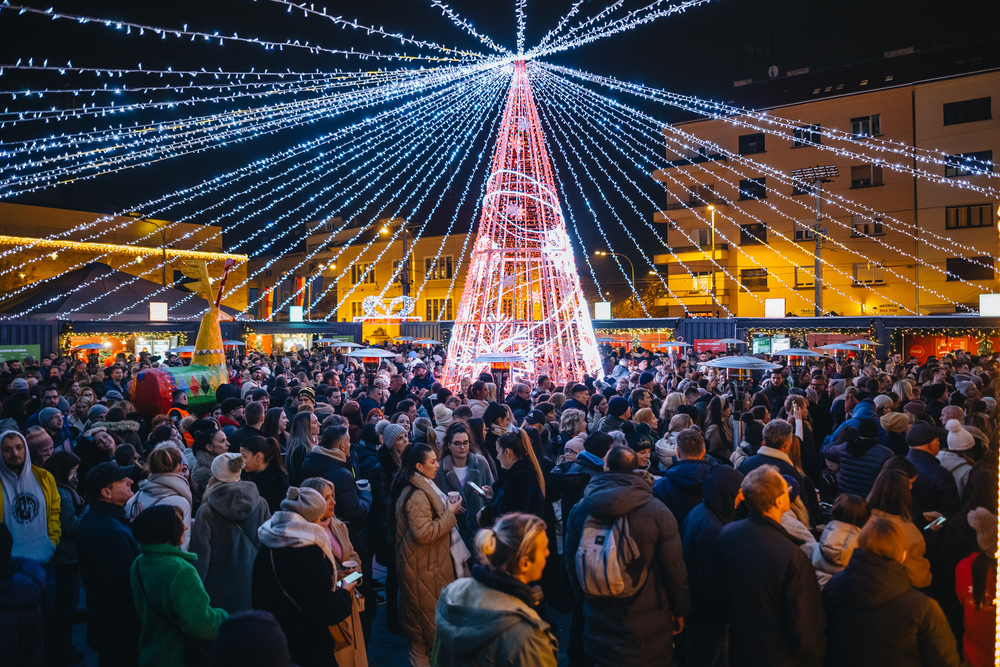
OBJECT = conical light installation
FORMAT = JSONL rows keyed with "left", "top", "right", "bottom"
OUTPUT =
{"left": 443, "top": 61, "right": 600, "bottom": 389}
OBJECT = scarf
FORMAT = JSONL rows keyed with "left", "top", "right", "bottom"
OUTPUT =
{"left": 314, "top": 445, "right": 348, "bottom": 463}
{"left": 490, "top": 424, "right": 507, "bottom": 437}
{"left": 0, "top": 430, "right": 54, "bottom": 562}
{"left": 258, "top": 510, "right": 335, "bottom": 566}
{"left": 416, "top": 473, "right": 471, "bottom": 578}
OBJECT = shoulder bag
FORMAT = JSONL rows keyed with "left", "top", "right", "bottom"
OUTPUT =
{"left": 269, "top": 549, "right": 352, "bottom": 652}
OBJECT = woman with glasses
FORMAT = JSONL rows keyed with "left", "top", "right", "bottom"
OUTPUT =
{"left": 435, "top": 423, "right": 495, "bottom": 550}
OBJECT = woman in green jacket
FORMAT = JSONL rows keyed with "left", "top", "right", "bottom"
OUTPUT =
{"left": 130, "top": 505, "right": 228, "bottom": 667}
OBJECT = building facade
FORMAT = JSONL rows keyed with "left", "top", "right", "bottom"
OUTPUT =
{"left": 0, "top": 203, "right": 248, "bottom": 311}
{"left": 248, "top": 216, "right": 474, "bottom": 323}
{"left": 652, "top": 65, "right": 999, "bottom": 317}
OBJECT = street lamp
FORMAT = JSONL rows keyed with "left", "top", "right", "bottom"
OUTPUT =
{"left": 593, "top": 250, "right": 636, "bottom": 289}
{"left": 128, "top": 212, "right": 169, "bottom": 287}
{"left": 707, "top": 205, "right": 718, "bottom": 317}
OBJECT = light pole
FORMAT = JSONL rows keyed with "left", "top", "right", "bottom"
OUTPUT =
{"left": 594, "top": 250, "right": 636, "bottom": 290}
{"left": 707, "top": 204, "right": 718, "bottom": 318}
{"left": 381, "top": 219, "right": 411, "bottom": 297}
{"left": 789, "top": 165, "right": 839, "bottom": 317}
{"left": 128, "top": 212, "right": 168, "bottom": 286}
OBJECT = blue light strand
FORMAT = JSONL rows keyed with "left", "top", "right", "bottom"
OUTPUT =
{"left": 0, "top": 3, "right": 478, "bottom": 64}
{"left": 100, "top": 70, "right": 502, "bottom": 320}
{"left": 0, "top": 68, "right": 485, "bottom": 315}
{"left": 547, "top": 68, "right": 972, "bottom": 312}
{"left": 550, "top": 71, "right": 881, "bottom": 314}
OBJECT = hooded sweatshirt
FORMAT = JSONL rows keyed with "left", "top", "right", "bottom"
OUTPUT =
{"left": 0, "top": 430, "right": 57, "bottom": 562}
{"left": 125, "top": 473, "right": 193, "bottom": 551}
{"left": 190, "top": 480, "right": 270, "bottom": 613}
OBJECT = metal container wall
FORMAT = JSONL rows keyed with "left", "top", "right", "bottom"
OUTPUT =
{"left": 0, "top": 320, "right": 59, "bottom": 358}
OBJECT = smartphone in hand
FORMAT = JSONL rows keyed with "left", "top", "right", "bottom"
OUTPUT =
{"left": 468, "top": 482, "right": 487, "bottom": 497}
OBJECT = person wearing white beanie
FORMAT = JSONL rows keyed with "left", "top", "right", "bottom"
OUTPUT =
{"left": 190, "top": 452, "right": 271, "bottom": 612}
{"left": 433, "top": 404, "right": 453, "bottom": 442}
{"left": 938, "top": 420, "right": 976, "bottom": 495}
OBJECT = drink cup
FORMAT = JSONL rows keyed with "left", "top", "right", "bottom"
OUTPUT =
{"left": 447, "top": 491, "right": 461, "bottom": 506}
{"left": 356, "top": 479, "right": 370, "bottom": 491}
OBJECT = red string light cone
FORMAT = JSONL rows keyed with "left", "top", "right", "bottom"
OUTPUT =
{"left": 443, "top": 61, "right": 601, "bottom": 389}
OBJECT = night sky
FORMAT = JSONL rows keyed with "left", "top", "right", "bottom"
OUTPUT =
{"left": 2, "top": 0, "right": 998, "bottom": 291}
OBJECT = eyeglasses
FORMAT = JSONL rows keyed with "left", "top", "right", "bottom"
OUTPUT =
{"left": 450, "top": 439, "right": 470, "bottom": 447}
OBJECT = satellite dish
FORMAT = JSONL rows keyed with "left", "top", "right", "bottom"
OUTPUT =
{"left": 768, "top": 65, "right": 779, "bottom": 79}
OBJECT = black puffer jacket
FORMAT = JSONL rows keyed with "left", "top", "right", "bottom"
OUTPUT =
{"left": 565, "top": 471, "right": 691, "bottom": 667}
{"left": 822, "top": 549, "right": 960, "bottom": 667}
{"left": 652, "top": 458, "right": 713, "bottom": 529}
{"left": 822, "top": 434, "right": 895, "bottom": 498}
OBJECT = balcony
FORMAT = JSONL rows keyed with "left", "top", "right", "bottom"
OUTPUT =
{"left": 654, "top": 201, "right": 729, "bottom": 224}
{"left": 652, "top": 245, "right": 729, "bottom": 264}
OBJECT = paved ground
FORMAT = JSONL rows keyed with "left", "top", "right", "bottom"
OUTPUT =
{"left": 73, "top": 560, "right": 572, "bottom": 666}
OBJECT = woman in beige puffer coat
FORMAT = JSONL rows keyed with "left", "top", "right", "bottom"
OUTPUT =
{"left": 393, "top": 444, "right": 463, "bottom": 666}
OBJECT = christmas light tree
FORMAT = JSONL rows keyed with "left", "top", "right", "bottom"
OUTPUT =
{"left": 443, "top": 61, "right": 601, "bottom": 389}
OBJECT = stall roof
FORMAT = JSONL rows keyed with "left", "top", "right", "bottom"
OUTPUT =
{"left": 0, "top": 263, "right": 237, "bottom": 321}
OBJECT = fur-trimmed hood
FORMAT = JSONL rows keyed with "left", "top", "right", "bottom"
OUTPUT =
{"left": 103, "top": 419, "right": 140, "bottom": 434}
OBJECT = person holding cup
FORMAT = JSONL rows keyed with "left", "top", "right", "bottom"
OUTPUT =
{"left": 391, "top": 443, "right": 470, "bottom": 666}
{"left": 300, "top": 477, "right": 367, "bottom": 667}
{"left": 435, "top": 423, "right": 495, "bottom": 551}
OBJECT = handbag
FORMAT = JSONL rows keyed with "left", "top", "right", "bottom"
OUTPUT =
{"left": 135, "top": 565, "right": 214, "bottom": 667}
{"left": 270, "top": 550, "right": 352, "bottom": 652}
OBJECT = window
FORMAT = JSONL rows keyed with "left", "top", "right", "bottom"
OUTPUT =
{"left": 853, "top": 262, "right": 885, "bottom": 285}
{"left": 943, "top": 97, "right": 991, "bottom": 126}
{"left": 944, "top": 151, "right": 993, "bottom": 178}
{"left": 691, "top": 272, "right": 712, "bottom": 293}
{"left": 850, "top": 164, "right": 883, "bottom": 188}
{"left": 738, "top": 132, "right": 766, "bottom": 155}
{"left": 946, "top": 256, "right": 995, "bottom": 281}
{"left": 851, "top": 114, "right": 880, "bottom": 137}
{"left": 693, "top": 228, "right": 711, "bottom": 246}
{"left": 738, "top": 177, "right": 767, "bottom": 200}
{"left": 426, "top": 298, "right": 454, "bottom": 321}
{"left": 350, "top": 263, "right": 375, "bottom": 285}
{"left": 946, "top": 204, "right": 994, "bottom": 229}
{"left": 792, "top": 124, "right": 821, "bottom": 147}
{"left": 740, "top": 268, "right": 768, "bottom": 292}
{"left": 794, "top": 221, "right": 815, "bottom": 242}
{"left": 740, "top": 223, "right": 767, "bottom": 245}
{"left": 391, "top": 260, "right": 404, "bottom": 284}
{"left": 350, "top": 301, "right": 365, "bottom": 319}
{"left": 795, "top": 266, "right": 814, "bottom": 288}
{"left": 424, "top": 255, "right": 453, "bottom": 280}
{"left": 851, "top": 214, "right": 884, "bottom": 237}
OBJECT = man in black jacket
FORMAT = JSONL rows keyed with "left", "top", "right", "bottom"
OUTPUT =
{"left": 905, "top": 423, "right": 960, "bottom": 526}
{"left": 653, "top": 428, "right": 713, "bottom": 528}
{"left": 504, "top": 383, "right": 533, "bottom": 421}
{"left": 383, "top": 374, "right": 410, "bottom": 416}
{"left": 228, "top": 400, "right": 266, "bottom": 453}
{"left": 77, "top": 463, "right": 140, "bottom": 667}
{"left": 709, "top": 465, "right": 825, "bottom": 667}
{"left": 299, "top": 425, "right": 375, "bottom": 640}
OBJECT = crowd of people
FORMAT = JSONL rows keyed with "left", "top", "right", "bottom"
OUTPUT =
{"left": 0, "top": 341, "right": 996, "bottom": 667}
